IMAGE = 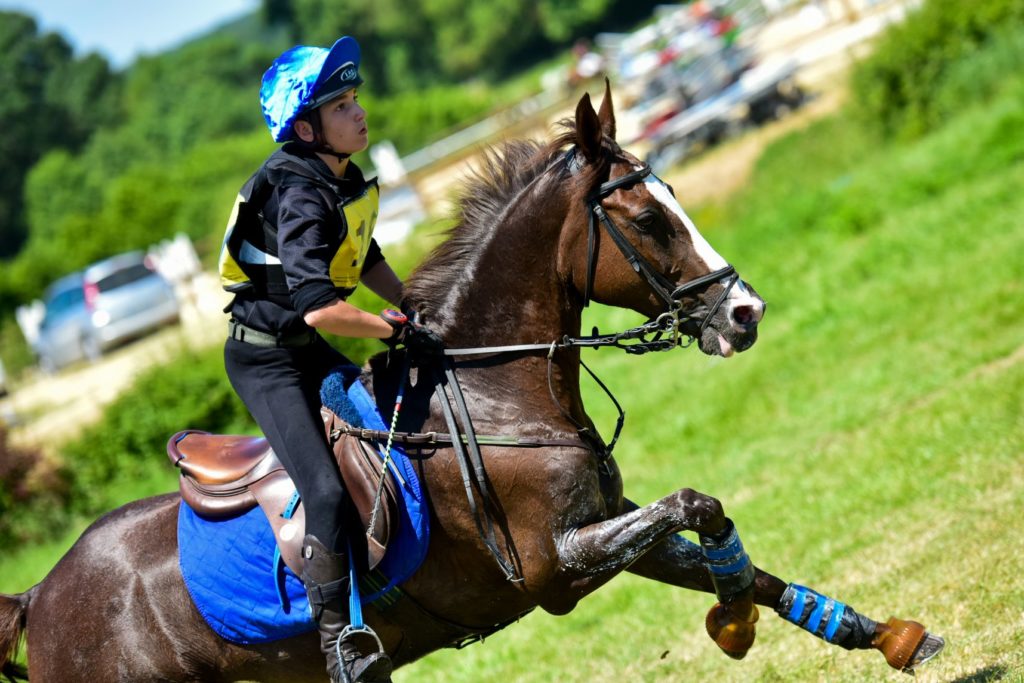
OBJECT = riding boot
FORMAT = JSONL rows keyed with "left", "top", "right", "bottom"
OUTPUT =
{"left": 301, "top": 534, "right": 394, "bottom": 683}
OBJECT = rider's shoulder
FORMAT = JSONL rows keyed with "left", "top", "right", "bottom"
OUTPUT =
{"left": 266, "top": 145, "right": 332, "bottom": 187}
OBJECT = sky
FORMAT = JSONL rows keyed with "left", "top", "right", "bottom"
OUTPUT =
{"left": 3, "top": 0, "right": 260, "bottom": 67}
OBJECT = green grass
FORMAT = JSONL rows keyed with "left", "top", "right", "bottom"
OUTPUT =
{"left": 3, "top": 64, "right": 1024, "bottom": 683}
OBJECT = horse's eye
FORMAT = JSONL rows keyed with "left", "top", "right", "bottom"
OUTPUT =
{"left": 634, "top": 211, "right": 658, "bottom": 230}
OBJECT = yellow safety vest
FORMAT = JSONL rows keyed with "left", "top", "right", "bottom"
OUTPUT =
{"left": 219, "top": 156, "right": 379, "bottom": 305}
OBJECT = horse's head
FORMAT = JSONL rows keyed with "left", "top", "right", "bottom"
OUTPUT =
{"left": 562, "top": 84, "right": 765, "bottom": 357}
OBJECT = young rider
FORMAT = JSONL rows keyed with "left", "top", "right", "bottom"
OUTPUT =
{"left": 219, "top": 36, "right": 440, "bottom": 683}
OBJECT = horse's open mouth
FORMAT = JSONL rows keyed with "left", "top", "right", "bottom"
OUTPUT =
{"left": 699, "top": 325, "right": 757, "bottom": 357}
{"left": 698, "top": 329, "right": 734, "bottom": 357}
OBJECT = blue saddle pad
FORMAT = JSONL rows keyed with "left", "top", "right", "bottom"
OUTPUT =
{"left": 178, "top": 366, "right": 429, "bottom": 644}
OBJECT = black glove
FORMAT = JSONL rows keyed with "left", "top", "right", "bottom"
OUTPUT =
{"left": 381, "top": 309, "right": 445, "bottom": 361}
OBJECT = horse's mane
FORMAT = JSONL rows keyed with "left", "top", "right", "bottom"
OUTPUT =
{"left": 404, "top": 122, "right": 609, "bottom": 325}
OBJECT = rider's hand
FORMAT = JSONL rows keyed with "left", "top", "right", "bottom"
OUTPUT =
{"left": 381, "top": 310, "right": 445, "bottom": 362}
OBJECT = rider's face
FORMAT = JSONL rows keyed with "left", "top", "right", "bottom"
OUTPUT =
{"left": 316, "top": 89, "right": 368, "bottom": 156}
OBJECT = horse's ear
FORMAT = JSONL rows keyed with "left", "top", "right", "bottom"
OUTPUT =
{"left": 597, "top": 78, "right": 616, "bottom": 141}
{"left": 575, "top": 92, "right": 602, "bottom": 162}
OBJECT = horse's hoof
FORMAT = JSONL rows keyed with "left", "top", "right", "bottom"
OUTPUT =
{"left": 873, "top": 617, "right": 945, "bottom": 674}
{"left": 705, "top": 601, "right": 759, "bottom": 660}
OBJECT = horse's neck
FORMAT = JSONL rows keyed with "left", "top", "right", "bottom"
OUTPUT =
{"left": 433, "top": 182, "right": 589, "bottom": 425}
{"left": 442, "top": 183, "right": 579, "bottom": 350}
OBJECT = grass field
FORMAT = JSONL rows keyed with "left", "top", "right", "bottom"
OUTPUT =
{"left": 3, "top": 61, "right": 1023, "bottom": 683}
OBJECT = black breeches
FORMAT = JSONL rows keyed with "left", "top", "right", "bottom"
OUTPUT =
{"left": 225, "top": 336, "right": 355, "bottom": 553}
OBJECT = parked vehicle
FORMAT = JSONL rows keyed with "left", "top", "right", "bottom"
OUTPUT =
{"left": 34, "top": 252, "right": 180, "bottom": 372}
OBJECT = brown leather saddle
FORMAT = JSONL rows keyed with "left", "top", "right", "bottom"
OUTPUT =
{"left": 167, "top": 407, "right": 399, "bottom": 575}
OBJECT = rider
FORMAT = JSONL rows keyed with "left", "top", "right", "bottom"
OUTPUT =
{"left": 220, "top": 36, "right": 440, "bottom": 683}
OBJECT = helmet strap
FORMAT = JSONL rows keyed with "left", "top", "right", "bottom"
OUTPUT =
{"left": 296, "top": 110, "right": 352, "bottom": 162}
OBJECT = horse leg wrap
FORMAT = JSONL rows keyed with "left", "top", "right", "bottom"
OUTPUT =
{"left": 776, "top": 583, "right": 877, "bottom": 650}
{"left": 699, "top": 519, "right": 756, "bottom": 602}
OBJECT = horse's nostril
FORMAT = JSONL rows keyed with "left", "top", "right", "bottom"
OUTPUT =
{"left": 732, "top": 305, "right": 759, "bottom": 327}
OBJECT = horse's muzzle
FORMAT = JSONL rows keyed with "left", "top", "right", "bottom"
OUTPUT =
{"left": 699, "top": 281, "right": 765, "bottom": 357}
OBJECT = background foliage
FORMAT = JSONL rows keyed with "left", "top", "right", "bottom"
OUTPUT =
{"left": 850, "top": 0, "right": 1024, "bottom": 138}
{"left": 0, "top": 12, "right": 120, "bottom": 258}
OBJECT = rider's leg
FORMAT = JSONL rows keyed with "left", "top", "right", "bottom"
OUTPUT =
{"left": 301, "top": 534, "right": 392, "bottom": 683}
{"left": 224, "top": 338, "right": 393, "bottom": 682}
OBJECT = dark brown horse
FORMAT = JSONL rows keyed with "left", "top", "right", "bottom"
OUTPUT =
{"left": 0, "top": 86, "right": 942, "bottom": 682}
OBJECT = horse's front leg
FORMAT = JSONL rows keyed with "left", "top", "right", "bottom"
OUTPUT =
{"left": 620, "top": 500, "right": 946, "bottom": 674}
{"left": 554, "top": 487, "right": 759, "bottom": 646}
{"left": 617, "top": 497, "right": 786, "bottom": 599}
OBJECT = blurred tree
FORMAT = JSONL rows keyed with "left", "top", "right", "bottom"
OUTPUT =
{"left": 422, "top": 0, "right": 533, "bottom": 78}
{"left": 0, "top": 12, "right": 119, "bottom": 258}
{"left": 121, "top": 36, "right": 274, "bottom": 157}
{"left": 262, "top": 0, "right": 296, "bottom": 29}
{"left": 282, "top": 0, "right": 654, "bottom": 85}
{"left": 538, "top": 0, "right": 612, "bottom": 42}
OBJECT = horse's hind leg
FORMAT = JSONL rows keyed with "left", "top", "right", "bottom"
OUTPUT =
{"left": 621, "top": 500, "right": 945, "bottom": 674}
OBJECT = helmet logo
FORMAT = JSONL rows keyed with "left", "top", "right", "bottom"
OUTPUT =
{"left": 339, "top": 66, "right": 358, "bottom": 83}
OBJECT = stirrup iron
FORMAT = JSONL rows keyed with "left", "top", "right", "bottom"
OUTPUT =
{"left": 337, "top": 623, "right": 386, "bottom": 657}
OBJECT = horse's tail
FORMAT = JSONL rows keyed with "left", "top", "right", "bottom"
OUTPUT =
{"left": 0, "top": 590, "right": 29, "bottom": 682}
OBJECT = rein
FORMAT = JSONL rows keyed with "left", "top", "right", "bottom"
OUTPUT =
{"left": 334, "top": 425, "right": 584, "bottom": 450}
{"left": 433, "top": 360, "right": 522, "bottom": 582}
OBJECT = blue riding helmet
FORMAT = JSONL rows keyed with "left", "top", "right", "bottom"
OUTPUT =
{"left": 260, "top": 36, "right": 364, "bottom": 143}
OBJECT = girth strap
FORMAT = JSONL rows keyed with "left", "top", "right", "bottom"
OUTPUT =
{"left": 332, "top": 425, "right": 586, "bottom": 450}
{"left": 433, "top": 362, "right": 521, "bottom": 582}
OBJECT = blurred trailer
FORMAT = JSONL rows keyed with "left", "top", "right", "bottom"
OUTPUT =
{"left": 642, "top": 57, "right": 804, "bottom": 171}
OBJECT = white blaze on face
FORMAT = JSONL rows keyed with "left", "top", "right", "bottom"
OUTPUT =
{"left": 644, "top": 176, "right": 729, "bottom": 271}
{"left": 645, "top": 174, "right": 764, "bottom": 339}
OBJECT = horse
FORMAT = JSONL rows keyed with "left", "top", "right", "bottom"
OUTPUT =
{"left": 0, "top": 84, "right": 942, "bottom": 682}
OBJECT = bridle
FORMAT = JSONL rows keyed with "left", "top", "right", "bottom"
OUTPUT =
{"left": 577, "top": 149, "right": 739, "bottom": 349}
{"left": 441, "top": 149, "right": 743, "bottom": 357}
{"left": 435, "top": 148, "right": 749, "bottom": 464}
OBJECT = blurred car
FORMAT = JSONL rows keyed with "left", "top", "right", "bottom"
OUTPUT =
{"left": 34, "top": 251, "right": 180, "bottom": 372}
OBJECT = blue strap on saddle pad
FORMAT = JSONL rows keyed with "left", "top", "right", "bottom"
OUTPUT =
{"left": 178, "top": 366, "right": 430, "bottom": 644}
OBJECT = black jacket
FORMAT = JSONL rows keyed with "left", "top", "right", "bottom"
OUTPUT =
{"left": 229, "top": 144, "right": 384, "bottom": 336}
